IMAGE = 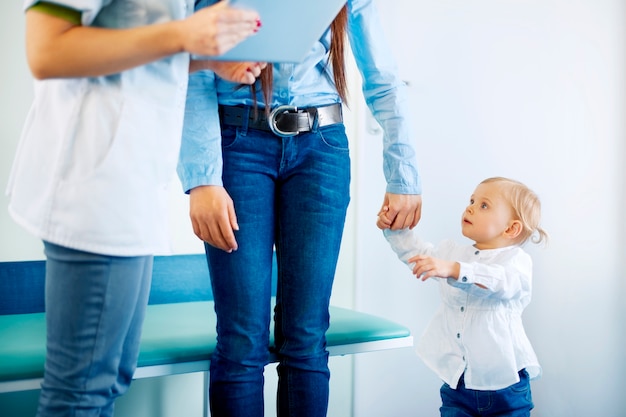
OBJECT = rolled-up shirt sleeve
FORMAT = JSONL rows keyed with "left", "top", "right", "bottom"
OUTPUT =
{"left": 177, "top": 69, "right": 224, "bottom": 193}
{"left": 451, "top": 250, "right": 533, "bottom": 300}
{"left": 348, "top": 0, "right": 421, "bottom": 195}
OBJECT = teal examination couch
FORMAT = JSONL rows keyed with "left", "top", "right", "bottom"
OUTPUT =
{"left": 0, "top": 254, "right": 412, "bottom": 414}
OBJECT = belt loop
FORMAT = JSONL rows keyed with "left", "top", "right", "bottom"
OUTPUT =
{"left": 240, "top": 106, "right": 250, "bottom": 136}
{"left": 310, "top": 108, "right": 320, "bottom": 132}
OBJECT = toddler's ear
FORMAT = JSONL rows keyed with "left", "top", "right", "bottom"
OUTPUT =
{"left": 504, "top": 220, "right": 523, "bottom": 240}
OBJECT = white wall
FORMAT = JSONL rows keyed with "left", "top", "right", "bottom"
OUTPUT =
{"left": 2, "top": 1, "right": 625, "bottom": 416}
{"left": 352, "top": 1, "right": 626, "bottom": 416}
{"left": 0, "top": 1, "right": 40, "bottom": 260}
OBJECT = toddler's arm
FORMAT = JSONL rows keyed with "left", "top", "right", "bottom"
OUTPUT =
{"left": 447, "top": 250, "right": 532, "bottom": 299}
{"left": 382, "top": 228, "right": 434, "bottom": 267}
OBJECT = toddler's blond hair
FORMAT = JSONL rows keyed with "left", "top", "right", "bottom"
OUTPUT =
{"left": 480, "top": 177, "right": 548, "bottom": 245}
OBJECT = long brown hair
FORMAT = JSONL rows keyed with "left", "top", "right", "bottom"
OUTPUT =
{"left": 253, "top": 5, "right": 349, "bottom": 115}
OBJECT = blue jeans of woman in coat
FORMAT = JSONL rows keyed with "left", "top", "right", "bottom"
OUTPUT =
{"left": 38, "top": 242, "right": 152, "bottom": 417}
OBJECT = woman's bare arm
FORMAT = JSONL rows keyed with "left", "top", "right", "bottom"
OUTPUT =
{"left": 26, "top": 2, "right": 260, "bottom": 79}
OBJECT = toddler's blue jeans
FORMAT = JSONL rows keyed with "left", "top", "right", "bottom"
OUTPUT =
{"left": 440, "top": 369, "right": 534, "bottom": 417}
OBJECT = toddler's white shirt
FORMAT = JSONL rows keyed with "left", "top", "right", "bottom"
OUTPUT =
{"left": 384, "top": 228, "right": 542, "bottom": 390}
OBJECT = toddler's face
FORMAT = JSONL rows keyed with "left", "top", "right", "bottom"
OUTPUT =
{"left": 461, "top": 182, "right": 515, "bottom": 249}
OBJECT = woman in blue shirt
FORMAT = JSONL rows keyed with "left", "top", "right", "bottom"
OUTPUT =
{"left": 7, "top": 1, "right": 263, "bottom": 415}
{"left": 178, "top": 1, "right": 422, "bottom": 415}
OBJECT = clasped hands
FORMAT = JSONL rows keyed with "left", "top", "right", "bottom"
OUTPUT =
{"left": 377, "top": 193, "right": 460, "bottom": 281}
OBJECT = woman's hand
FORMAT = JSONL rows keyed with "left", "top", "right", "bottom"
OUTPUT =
{"left": 189, "top": 185, "right": 239, "bottom": 253}
{"left": 189, "top": 60, "right": 266, "bottom": 84}
{"left": 376, "top": 193, "right": 422, "bottom": 230}
{"left": 181, "top": 2, "right": 261, "bottom": 57}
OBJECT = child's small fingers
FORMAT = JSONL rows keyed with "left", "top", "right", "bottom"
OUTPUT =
{"left": 409, "top": 255, "right": 426, "bottom": 265}
{"left": 376, "top": 216, "right": 391, "bottom": 230}
{"left": 377, "top": 214, "right": 391, "bottom": 226}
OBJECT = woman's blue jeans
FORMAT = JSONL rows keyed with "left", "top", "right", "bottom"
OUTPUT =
{"left": 206, "top": 119, "right": 351, "bottom": 417}
{"left": 440, "top": 370, "right": 534, "bottom": 417}
{"left": 37, "top": 242, "right": 153, "bottom": 417}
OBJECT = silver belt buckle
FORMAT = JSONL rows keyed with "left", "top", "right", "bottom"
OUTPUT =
{"left": 269, "top": 105, "right": 298, "bottom": 137}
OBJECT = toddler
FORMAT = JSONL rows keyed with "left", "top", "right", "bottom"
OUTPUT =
{"left": 380, "top": 177, "right": 548, "bottom": 417}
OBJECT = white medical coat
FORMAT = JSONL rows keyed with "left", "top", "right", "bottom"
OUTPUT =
{"left": 7, "top": 0, "right": 192, "bottom": 256}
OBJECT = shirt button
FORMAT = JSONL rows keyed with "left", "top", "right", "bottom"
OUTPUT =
{"left": 474, "top": 250, "right": 479, "bottom": 255}
{"left": 461, "top": 276, "right": 468, "bottom": 282}
{"left": 457, "top": 333, "right": 461, "bottom": 339}
{"left": 460, "top": 306, "right": 465, "bottom": 312}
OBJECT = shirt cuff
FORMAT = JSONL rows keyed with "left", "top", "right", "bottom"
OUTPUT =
{"left": 456, "top": 262, "right": 474, "bottom": 285}
{"left": 177, "top": 165, "right": 223, "bottom": 194}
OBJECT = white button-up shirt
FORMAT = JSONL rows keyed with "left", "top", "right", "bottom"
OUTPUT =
{"left": 384, "top": 228, "right": 541, "bottom": 390}
{"left": 6, "top": 0, "right": 192, "bottom": 256}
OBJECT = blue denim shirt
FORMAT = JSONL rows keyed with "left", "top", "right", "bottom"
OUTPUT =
{"left": 178, "top": 0, "right": 421, "bottom": 195}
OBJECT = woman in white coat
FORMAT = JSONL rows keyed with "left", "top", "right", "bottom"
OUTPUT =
{"left": 6, "top": 1, "right": 264, "bottom": 415}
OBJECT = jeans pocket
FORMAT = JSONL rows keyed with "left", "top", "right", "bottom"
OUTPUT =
{"left": 318, "top": 123, "right": 349, "bottom": 151}
{"left": 221, "top": 126, "right": 241, "bottom": 149}
{"left": 501, "top": 370, "right": 534, "bottom": 413}
{"left": 509, "top": 369, "right": 530, "bottom": 393}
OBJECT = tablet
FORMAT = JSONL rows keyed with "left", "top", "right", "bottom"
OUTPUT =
{"left": 196, "top": 0, "right": 347, "bottom": 63}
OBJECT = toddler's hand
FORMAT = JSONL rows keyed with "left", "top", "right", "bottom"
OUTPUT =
{"left": 376, "top": 205, "right": 392, "bottom": 229}
{"left": 407, "top": 255, "right": 460, "bottom": 281}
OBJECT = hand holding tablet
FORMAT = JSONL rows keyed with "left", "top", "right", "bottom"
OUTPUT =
{"left": 195, "top": 0, "right": 347, "bottom": 63}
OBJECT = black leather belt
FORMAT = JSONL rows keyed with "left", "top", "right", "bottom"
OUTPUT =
{"left": 219, "top": 103, "right": 343, "bottom": 137}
